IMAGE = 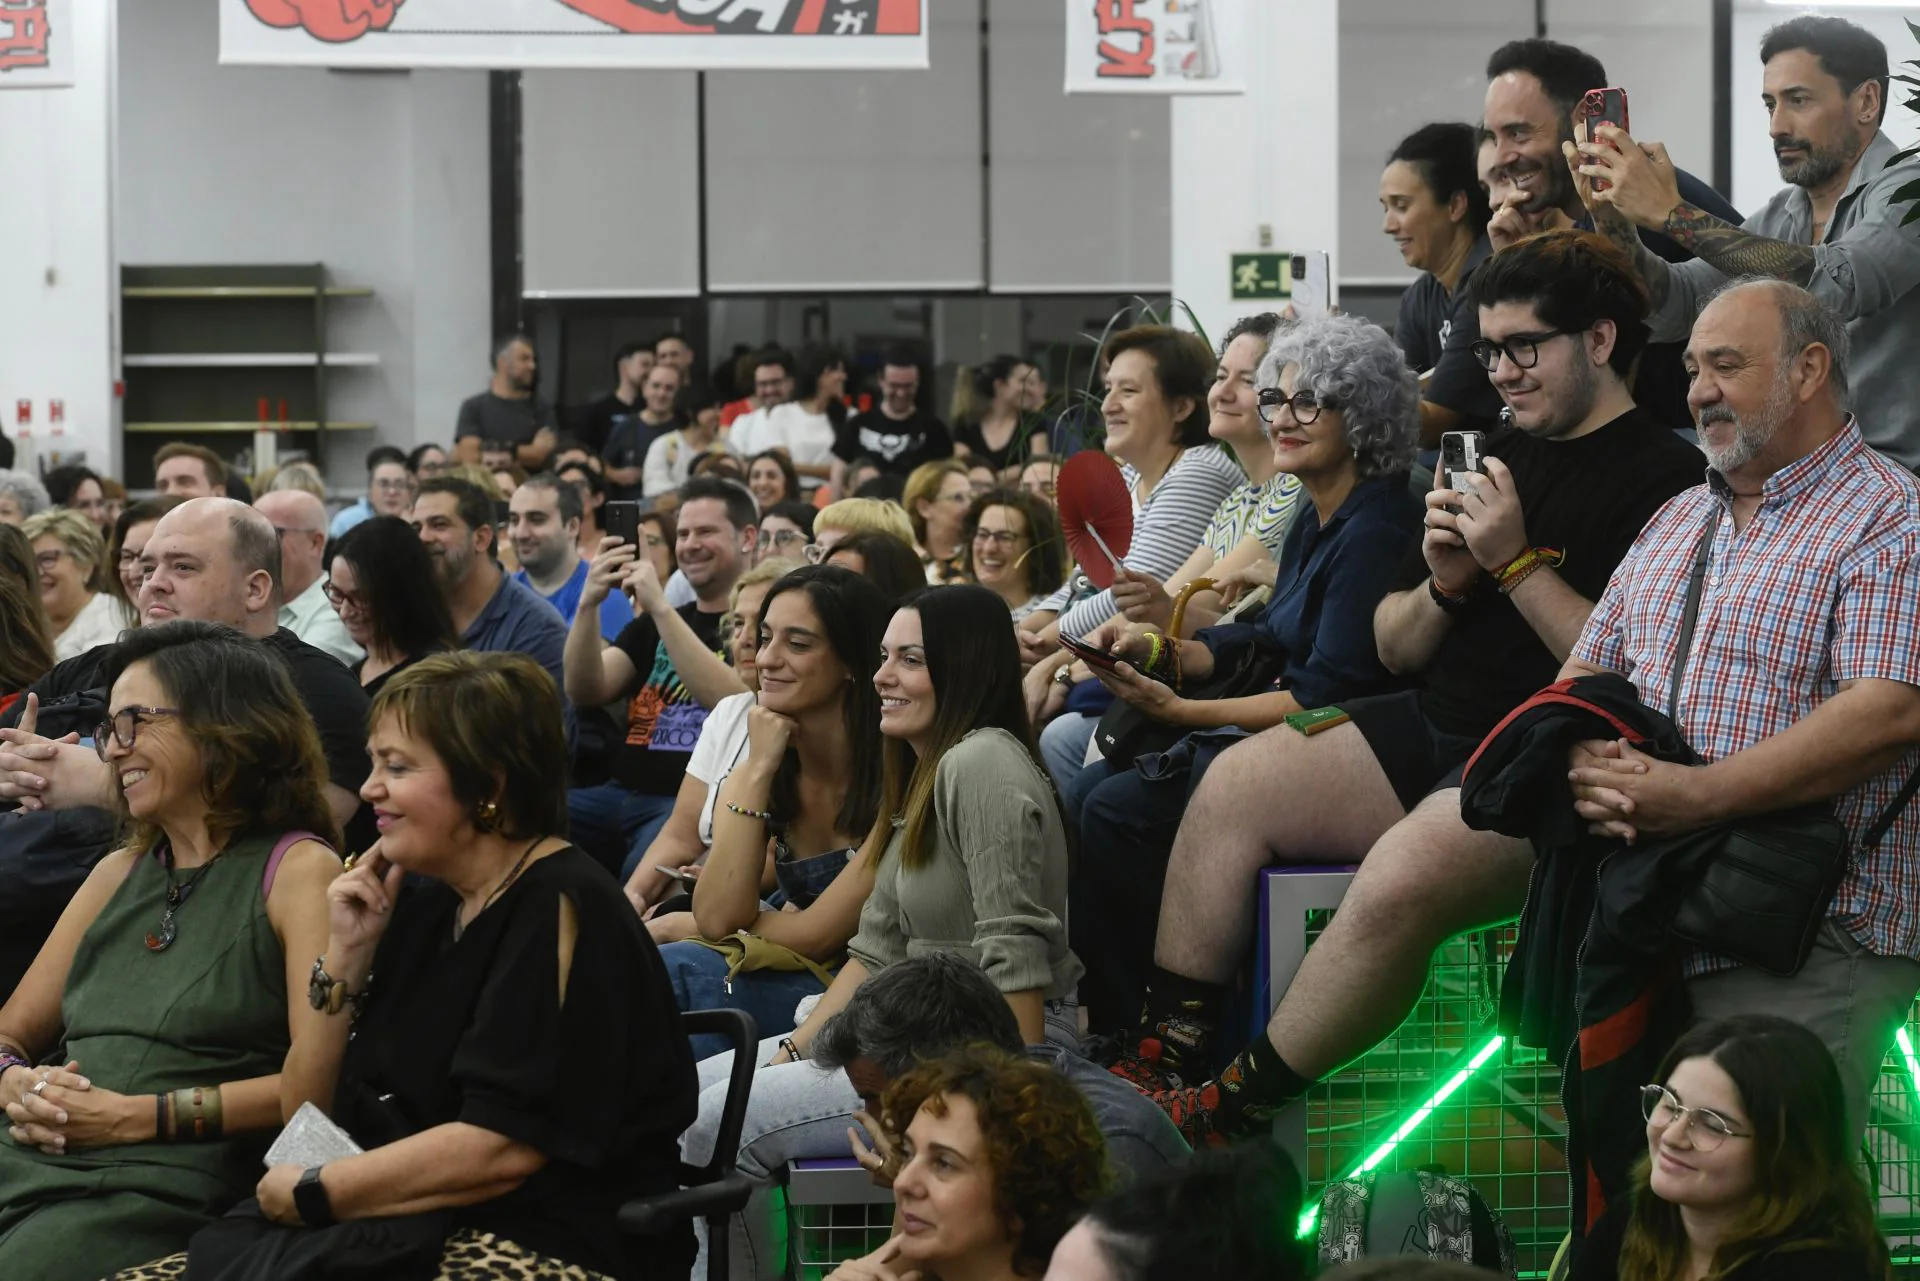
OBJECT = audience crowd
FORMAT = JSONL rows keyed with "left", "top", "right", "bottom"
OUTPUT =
{"left": 0, "top": 17, "right": 1918, "bottom": 1281}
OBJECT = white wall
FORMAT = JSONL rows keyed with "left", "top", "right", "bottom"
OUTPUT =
{"left": 0, "top": 2, "right": 118, "bottom": 474}
{"left": 1732, "top": 1, "right": 1920, "bottom": 217}
{"left": 116, "top": 0, "right": 490, "bottom": 484}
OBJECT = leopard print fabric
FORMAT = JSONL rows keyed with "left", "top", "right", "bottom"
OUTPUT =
{"left": 105, "top": 1231, "right": 613, "bottom": 1280}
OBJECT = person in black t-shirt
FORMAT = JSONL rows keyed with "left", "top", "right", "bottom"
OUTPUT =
{"left": 1109, "top": 231, "right": 1702, "bottom": 1147}
{"left": 455, "top": 335, "right": 559, "bottom": 472}
{"left": 603, "top": 362, "right": 686, "bottom": 503}
{"left": 561, "top": 478, "right": 759, "bottom": 880}
{"left": 1381, "top": 122, "right": 1504, "bottom": 447}
{"left": 574, "top": 340, "right": 655, "bottom": 458}
{"left": 832, "top": 347, "right": 954, "bottom": 486}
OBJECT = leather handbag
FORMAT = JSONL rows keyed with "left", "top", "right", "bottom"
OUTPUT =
{"left": 1662, "top": 513, "right": 1920, "bottom": 976}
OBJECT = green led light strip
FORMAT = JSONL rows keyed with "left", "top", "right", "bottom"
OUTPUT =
{"left": 1296, "top": 1034, "right": 1507, "bottom": 1239}
{"left": 1896, "top": 1027, "right": 1920, "bottom": 1106}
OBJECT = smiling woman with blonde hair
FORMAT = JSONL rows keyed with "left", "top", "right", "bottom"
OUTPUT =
{"left": 23, "top": 506, "right": 131, "bottom": 661}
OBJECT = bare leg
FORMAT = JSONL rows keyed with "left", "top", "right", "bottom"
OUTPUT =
{"left": 1155, "top": 722, "right": 1404, "bottom": 984}
{"left": 1265, "top": 789, "right": 1533, "bottom": 1078}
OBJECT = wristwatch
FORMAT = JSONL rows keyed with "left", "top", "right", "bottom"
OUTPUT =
{"left": 294, "top": 1166, "right": 336, "bottom": 1227}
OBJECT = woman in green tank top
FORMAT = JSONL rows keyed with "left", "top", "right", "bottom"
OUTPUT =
{"left": 0, "top": 622, "right": 342, "bottom": 1281}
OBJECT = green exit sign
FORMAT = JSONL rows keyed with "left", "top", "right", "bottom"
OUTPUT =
{"left": 1230, "top": 252, "right": 1290, "bottom": 301}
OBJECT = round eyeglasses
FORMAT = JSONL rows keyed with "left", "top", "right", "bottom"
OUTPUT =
{"left": 1639, "top": 1084, "right": 1753, "bottom": 1151}
{"left": 1256, "top": 388, "right": 1342, "bottom": 427}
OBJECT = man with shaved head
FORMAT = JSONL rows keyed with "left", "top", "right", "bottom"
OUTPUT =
{"left": 255, "top": 488, "right": 362, "bottom": 665}
{"left": 0, "top": 498, "right": 375, "bottom": 990}
{"left": 1563, "top": 279, "right": 1920, "bottom": 1139}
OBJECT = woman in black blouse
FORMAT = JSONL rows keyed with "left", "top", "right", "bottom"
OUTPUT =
{"left": 149, "top": 651, "right": 698, "bottom": 1281}
{"left": 326, "top": 516, "right": 458, "bottom": 697}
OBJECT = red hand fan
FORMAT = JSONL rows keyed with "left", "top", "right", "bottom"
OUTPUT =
{"left": 1055, "top": 451, "right": 1134, "bottom": 590}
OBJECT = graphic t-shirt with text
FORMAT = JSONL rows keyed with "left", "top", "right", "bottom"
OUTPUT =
{"left": 609, "top": 603, "right": 727, "bottom": 798}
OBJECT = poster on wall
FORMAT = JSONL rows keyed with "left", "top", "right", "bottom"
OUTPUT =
{"left": 0, "top": 0, "right": 74, "bottom": 89}
{"left": 220, "top": 0, "right": 928, "bottom": 70}
{"left": 1064, "top": 0, "right": 1243, "bottom": 95}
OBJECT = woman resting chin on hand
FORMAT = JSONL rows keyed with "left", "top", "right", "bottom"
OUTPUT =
{"left": 113, "top": 652, "right": 700, "bottom": 1281}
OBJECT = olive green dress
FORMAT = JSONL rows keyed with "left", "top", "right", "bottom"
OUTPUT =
{"left": 0, "top": 833, "right": 293, "bottom": 1281}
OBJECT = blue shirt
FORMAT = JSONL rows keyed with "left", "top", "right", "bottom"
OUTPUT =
{"left": 328, "top": 497, "right": 374, "bottom": 540}
{"left": 462, "top": 570, "right": 575, "bottom": 740}
{"left": 1195, "top": 472, "right": 1423, "bottom": 711}
{"left": 512, "top": 559, "right": 633, "bottom": 643}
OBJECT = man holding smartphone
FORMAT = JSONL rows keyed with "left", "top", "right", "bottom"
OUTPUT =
{"left": 1110, "top": 231, "right": 1702, "bottom": 1145}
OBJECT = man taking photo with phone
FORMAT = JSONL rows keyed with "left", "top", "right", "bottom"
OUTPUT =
{"left": 1107, "top": 231, "right": 1703, "bottom": 1145}
{"left": 1569, "top": 16, "right": 1920, "bottom": 473}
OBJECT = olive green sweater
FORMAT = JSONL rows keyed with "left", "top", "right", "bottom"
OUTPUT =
{"left": 847, "top": 728, "right": 1082, "bottom": 998}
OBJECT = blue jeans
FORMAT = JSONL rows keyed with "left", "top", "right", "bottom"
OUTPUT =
{"left": 1040, "top": 713, "right": 1098, "bottom": 821}
{"left": 658, "top": 941, "right": 829, "bottom": 1060}
{"left": 566, "top": 782, "right": 675, "bottom": 880}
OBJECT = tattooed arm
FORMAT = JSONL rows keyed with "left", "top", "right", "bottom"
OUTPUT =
{"left": 1654, "top": 204, "right": 1816, "bottom": 285}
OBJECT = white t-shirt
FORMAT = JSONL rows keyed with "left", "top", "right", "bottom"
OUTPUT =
{"left": 688, "top": 691, "right": 755, "bottom": 848}
{"left": 728, "top": 406, "right": 775, "bottom": 458}
{"left": 758, "top": 402, "right": 837, "bottom": 485}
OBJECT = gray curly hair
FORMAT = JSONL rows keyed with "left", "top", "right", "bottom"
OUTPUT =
{"left": 0, "top": 469, "right": 51, "bottom": 522}
{"left": 1257, "top": 314, "right": 1419, "bottom": 480}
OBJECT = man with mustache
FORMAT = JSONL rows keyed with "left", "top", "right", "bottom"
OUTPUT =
{"left": 1571, "top": 16, "right": 1920, "bottom": 474}
{"left": 1562, "top": 278, "right": 1920, "bottom": 1144}
{"left": 1480, "top": 39, "right": 1741, "bottom": 436}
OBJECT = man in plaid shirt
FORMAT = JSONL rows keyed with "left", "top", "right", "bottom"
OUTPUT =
{"left": 1564, "top": 278, "right": 1920, "bottom": 1136}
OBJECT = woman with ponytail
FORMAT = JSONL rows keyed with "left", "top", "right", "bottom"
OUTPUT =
{"left": 952, "top": 355, "right": 1048, "bottom": 477}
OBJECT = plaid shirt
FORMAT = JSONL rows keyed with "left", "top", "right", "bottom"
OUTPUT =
{"left": 1572, "top": 420, "right": 1920, "bottom": 971}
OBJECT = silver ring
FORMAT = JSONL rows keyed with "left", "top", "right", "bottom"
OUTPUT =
{"left": 30, "top": 1079, "right": 47, "bottom": 1096}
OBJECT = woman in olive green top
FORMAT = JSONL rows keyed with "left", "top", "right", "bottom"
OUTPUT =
{"left": 0, "top": 621, "right": 341, "bottom": 1281}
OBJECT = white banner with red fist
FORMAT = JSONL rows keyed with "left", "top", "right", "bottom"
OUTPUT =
{"left": 1064, "top": 0, "right": 1244, "bottom": 95}
{"left": 220, "top": 0, "right": 928, "bottom": 70}
{"left": 0, "top": 0, "right": 74, "bottom": 88}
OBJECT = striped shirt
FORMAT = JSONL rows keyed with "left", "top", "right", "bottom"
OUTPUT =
{"left": 1204, "top": 472, "right": 1302, "bottom": 559}
{"left": 1572, "top": 420, "right": 1920, "bottom": 970}
{"left": 1042, "top": 445, "right": 1246, "bottom": 640}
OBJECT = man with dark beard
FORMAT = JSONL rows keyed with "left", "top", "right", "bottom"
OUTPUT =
{"left": 1562, "top": 278, "right": 1920, "bottom": 1144}
{"left": 1480, "top": 39, "right": 1741, "bottom": 433}
{"left": 1569, "top": 16, "right": 1920, "bottom": 473}
{"left": 410, "top": 477, "right": 570, "bottom": 711}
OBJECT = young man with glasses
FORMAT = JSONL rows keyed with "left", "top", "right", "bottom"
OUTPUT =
{"left": 832, "top": 344, "right": 954, "bottom": 490}
{"left": 1112, "top": 230, "right": 1703, "bottom": 1145}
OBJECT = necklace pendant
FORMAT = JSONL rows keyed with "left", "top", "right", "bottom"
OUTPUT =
{"left": 146, "top": 913, "right": 177, "bottom": 953}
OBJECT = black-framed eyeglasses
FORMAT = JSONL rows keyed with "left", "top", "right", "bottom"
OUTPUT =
{"left": 1257, "top": 388, "right": 1343, "bottom": 427}
{"left": 94, "top": 706, "right": 181, "bottom": 762}
{"left": 1639, "top": 1084, "right": 1753, "bottom": 1151}
{"left": 972, "top": 527, "right": 1028, "bottom": 549}
{"left": 1470, "top": 329, "right": 1575, "bottom": 372}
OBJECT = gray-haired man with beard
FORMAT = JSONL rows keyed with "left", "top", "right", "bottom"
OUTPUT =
{"left": 1563, "top": 279, "right": 1920, "bottom": 1140}
{"left": 1569, "top": 16, "right": 1920, "bottom": 471}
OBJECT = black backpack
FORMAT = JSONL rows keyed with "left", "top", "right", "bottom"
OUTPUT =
{"left": 1315, "top": 1167, "right": 1518, "bottom": 1277}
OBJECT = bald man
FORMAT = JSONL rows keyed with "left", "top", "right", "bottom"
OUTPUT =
{"left": 255, "top": 489, "right": 362, "bottom": 665}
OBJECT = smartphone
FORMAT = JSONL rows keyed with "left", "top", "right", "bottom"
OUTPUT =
{"left": 1289, "top": 252, "right": 1333, "bottom": 318}
{"left": 654, "top": 865, "right": 697, "bottom": 886}
{"left": 1581, "top": 87, "right": 1630, "bottom": 192}
{"left": 1440, "top": 430, "right": 1487, "bottom": 496}
{"left": 604, "top": 500, "right": 642, "bottom": 548}
{"left": 1058, "top": 634, "right": 1123, "bottom": 672}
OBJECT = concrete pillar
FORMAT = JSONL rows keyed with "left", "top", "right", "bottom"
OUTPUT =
{"left": 1169, "top": 0, "right": 1339, "bottom": 339}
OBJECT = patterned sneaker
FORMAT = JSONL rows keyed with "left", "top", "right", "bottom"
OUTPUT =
{"left": 1108, "top": 1036, "right": 1182, "bottom": 1093}
{"left": 1152, "top": 1080, "right": 1227, "bottom": 1149}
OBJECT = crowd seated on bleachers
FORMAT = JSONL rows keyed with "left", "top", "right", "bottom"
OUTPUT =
{"left": 3, "top": 14, "right": 1920, "bottom": 1280}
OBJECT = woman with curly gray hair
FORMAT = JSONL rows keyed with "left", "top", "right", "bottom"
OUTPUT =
{"left": 1067, "top": 312, "right": 1427, "bottom": 1033}
{"left": 0, "top": 470, "right": 51, "bottom": 528}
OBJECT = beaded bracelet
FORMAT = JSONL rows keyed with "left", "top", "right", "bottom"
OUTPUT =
{"left": 724, "top": 802, "right": 774, "bottom": 822}
{"left": 0, "top": 1051, "right": 31, "bottom": 1080}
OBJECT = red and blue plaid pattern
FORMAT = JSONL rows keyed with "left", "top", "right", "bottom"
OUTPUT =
{"left": 1573, "top": 421, "right": 1920, "bottom": 971}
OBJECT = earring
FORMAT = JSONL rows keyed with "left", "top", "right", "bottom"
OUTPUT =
{"left": 477, "top": 800, "right": 500, "bottom": 831}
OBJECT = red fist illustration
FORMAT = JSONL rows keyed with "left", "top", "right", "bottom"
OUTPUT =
{"left": 245, "top": 0, "right": 404, "bottom": 43}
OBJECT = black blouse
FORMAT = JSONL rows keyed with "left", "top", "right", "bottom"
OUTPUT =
{"left": 337, "top": 846, "right": 698, "bottom": 1280}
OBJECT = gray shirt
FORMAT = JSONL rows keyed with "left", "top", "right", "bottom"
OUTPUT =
{"left": 1647, "top": 131, "right": 1920, "bottom": 468}
{"left": 1029, "top": 1043, "right": 1190, "bottom": 1184}
{"left": 848, "top": 728, "right": 1082, "bottom": 997}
